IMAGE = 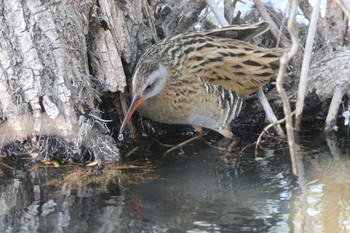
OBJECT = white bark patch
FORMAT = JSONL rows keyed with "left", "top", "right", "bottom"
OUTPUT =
{"left": 31, "top": 6, "right": 60, "bottom": 43}
{"left": 0, "top": 39, "right": 17, "bottom": 116}
{"left": 96, "top": 28, "right": 126, "bottom": 92}
{"left": 57, "top": 83, "right": 71, "bottom": 103}
{"left": 42, "top": 95, "right": 60, "bottom": 119}
{"left": 0, "top": 79, "right": 16, "bottom": 116}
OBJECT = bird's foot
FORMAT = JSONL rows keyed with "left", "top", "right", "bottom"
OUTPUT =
{"left": 163, "top": 129, "right": 204, "bottom": 156}
{"left": 164, "top": 145, "right": 186, "bottom": 156}
{"left": 207, "top": 137, "right": 241, "bottom": 168}
{"left": 152, "top": 138, "right": 186, "bottom": 156}
{"left": 152, "top": 126, "right": 205, "bottom": 156}
{"left": 206, "top": 137, "right": 240, "bottom": 152}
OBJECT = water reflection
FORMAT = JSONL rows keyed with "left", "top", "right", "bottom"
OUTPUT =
{"left": 130, "top": 152, "right": 293, "bottom": 232}
{"left": 292, "top": 132, "right": 350, "bottom": 233}
{"left": 0, "top": 132, "right": 350, "bottom": 232}
{"left": 0, "top": 167, "right": 128, "bottom": 233}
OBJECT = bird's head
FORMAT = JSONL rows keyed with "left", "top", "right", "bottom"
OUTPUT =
{"left": 119, "top": 62, "right": 168, "bottom": 135}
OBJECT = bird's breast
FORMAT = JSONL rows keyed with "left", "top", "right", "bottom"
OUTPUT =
{"left": 136, "top": 77, "right": 243, "bottom": 131}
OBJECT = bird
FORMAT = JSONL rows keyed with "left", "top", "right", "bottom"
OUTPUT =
{"left": 119, "top": 22, "right": 283, "bottom": 153}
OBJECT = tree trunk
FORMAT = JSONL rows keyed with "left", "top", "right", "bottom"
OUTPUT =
{"left": 325, "top": 0, "right": 348, "bottom": 50}
{"left": 0, "top": 0, "right": 158, "bottom": 164}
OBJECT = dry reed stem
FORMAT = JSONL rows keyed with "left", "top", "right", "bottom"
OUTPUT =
{"left": 257, "top": 89, "right": 286, "bottom": 137}
{"left": 295, "top": 0, "right": 322, "bottom": 129}
{"left": 224, "top": 0, "right": 233, "bottom": 24}
{"left": 275, "top": 0, "right": 299, "bottom": 176}
{"left": 336, "top": 0, "right": 350, "bottom": 17}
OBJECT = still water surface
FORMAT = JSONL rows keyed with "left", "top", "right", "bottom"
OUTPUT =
{"left": 0, "top": 130, "right": 349, "bottom": 233}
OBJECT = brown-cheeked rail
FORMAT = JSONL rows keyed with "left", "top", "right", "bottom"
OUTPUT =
{"left": 119, "top": 22, "right": 283, "bottom": 154}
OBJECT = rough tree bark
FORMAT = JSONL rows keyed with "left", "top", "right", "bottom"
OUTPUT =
{"left": 0, "top": 0, "right": 159, "bottom": 164}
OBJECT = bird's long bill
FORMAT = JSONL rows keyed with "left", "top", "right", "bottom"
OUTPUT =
{"left": 119, "top": 95, "right": 144, "bottom": 135}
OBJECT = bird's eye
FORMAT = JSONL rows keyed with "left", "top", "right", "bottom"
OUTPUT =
{"left": 145, "top": 83, "right": 153, "bottom": 90}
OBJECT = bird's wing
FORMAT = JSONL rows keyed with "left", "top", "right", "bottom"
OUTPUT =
{"left": 202, "top": 22, "right": 270, "bottom": 42}
{"left": 179, "top": 38, "right": 283, "bottom": 97}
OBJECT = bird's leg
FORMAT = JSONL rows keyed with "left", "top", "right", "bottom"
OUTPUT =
{"left": 164, "top": 126, "right": 204, "bottom": 156}
{"left": 152, "top": 138, "right": 176, "bottom": 147}
{"left": 204, "top": 126, "right": 239, "bottom": 152}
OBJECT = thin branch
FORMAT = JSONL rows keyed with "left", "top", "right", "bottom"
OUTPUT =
{"left": 324, "top": 84, "right": 349, "bottom": 132}
{"left": 257, "top": 89, "right": 286, "bottom": 137}
{"left": 299, "top": 0, "right": 327, "bottom": 41}
{"left": 206, "top": 0, "right": 229, "bottom": 26}
{"left": 255, "top": 111, "right": 295, "bottom": 157}
{"left": 224, "top": 0, "right": 233, "bottom": 24}
{"left": 295, "top": 0, "right": 322, "bottom": 129}
{"left": 336, "top": 0, "right": 350, "bottom": 18}
{"left": 275, "top": 0, "right": 299, "bottom": 176}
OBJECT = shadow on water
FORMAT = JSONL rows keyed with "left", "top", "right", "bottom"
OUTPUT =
{"left": 1, "top": 128, "right": 350, "bottom": 232}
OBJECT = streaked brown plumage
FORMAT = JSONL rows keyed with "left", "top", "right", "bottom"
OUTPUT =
{"left": 119, "top": 22, "right": 283, "bottom": 147}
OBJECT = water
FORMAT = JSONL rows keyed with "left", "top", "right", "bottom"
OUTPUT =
{"left": 0, "top": 130, "right": 350, "bottom": 233}
{"left": 118, "top": 134, "right": 124, "bottom": 141}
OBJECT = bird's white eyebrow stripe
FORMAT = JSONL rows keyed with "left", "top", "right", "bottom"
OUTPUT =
{"left": 146, "top": 65, "right": 167, "bottom": 86}
{"left": 132, "top": 69, "right": 141, "bottom": 87}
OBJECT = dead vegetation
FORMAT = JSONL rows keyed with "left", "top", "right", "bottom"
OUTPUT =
{"left": 40, "top": 163, "right": 158, "bottom": 193}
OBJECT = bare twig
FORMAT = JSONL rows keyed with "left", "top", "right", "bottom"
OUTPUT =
{"left": 224, "top": 0, "right": 233, "bottom": 24}
{"left": 336, "top": 0, "right": 350, "bottom": 18}
{"left": 205, "top": 0, "right": 285, "bottom": 136}
{"left": 206, "top": 0, "right": 230, "bottom": 26}
{"left": 255, "top": 111, "right": 295, "bottom": 157}
{"left": 276, "top": 3, "right": 288, "bottom": 48}
{"left": 295, "top": 0, "right": 322, "bottom": 129}
{"left": 257, "top": 89, "right": 286, "bottom": 137}
{"left": 299, "top": 0, "right": 327, "bottom": 41}
{"left": 275, "top": 0, "right": 299, "bottom": 176}
{"left": 0, "top": 162, "right": 14, "bottom": 170}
